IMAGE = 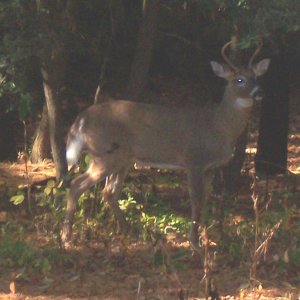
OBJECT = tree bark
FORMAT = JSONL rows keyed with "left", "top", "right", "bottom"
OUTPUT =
{"left": 255, "top": 55, "right": 289, "bottom": 175}
{"left": 40, "top": 58, "right": 68, "bottom": 180}
{"left": 127, "top": 0, "right": 159, "bottom": 101}
{"left": 36, "top": 0, "right": 72, "bottom": 180}
{"left": 30, "top": 103, "right": 51, "bottom": 163}
{"left": 0, "top": 111, "right": 19, "bottom": 161}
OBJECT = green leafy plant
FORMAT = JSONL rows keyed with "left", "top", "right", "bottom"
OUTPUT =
{"left": 0, "top": 222, "right": 72, "bottom": 278}
{"left": 0, "top": 222, "right": 51, "bottom": 275}
{"left": 10, "top": 192, "right": 25, "bottom": 205}
{"left": 118, "top": 187, "right": 190, "bottom": 241}
{"left": 0, "top": 237, "right": 51, "bottom": 275}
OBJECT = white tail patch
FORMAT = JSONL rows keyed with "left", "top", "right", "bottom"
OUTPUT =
{"left": 66, "top": 117, "right": 85, "bottom": 166}
{"left": 66, "top": 136, "right": 84, "bottom": 166}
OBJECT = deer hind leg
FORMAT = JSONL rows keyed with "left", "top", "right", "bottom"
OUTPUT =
{"left": 103, "top": 165, "right": 131, "bottom": 234}
{"left": 61, "top": 161, "right": 108, "bottom": 243}
{"left": 187, "top": 168, "right": 213, "bottom": 248}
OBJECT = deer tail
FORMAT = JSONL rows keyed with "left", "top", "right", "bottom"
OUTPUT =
{"left": 66, "top": 117, "right": 85, "bottom": 166}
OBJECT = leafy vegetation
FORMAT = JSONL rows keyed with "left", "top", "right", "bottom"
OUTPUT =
{"left": 2, "top": 171, "right": 300, "bottom": 282}
{"left": 0, "top": 222, "right": 70, "bottom": 278}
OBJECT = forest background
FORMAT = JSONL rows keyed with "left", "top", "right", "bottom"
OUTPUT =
{"left": 1, "top": 1, "right": 300, "bottom": 299}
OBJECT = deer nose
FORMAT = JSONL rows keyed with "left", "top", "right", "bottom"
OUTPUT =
{"left": 250, "top": 85, "right": 264, "bottom": 101}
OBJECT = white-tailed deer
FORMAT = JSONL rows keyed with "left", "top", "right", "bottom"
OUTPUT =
{"left": 61, "top": 41, "right": 270, "bottom": 246}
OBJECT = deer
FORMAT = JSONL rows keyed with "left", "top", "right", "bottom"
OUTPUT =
{"left": 61, "top": 41, "right": 270, "bottom": 247}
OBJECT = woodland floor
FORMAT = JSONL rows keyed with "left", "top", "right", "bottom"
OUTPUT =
{"left": 0, "top": 97, "right": 300, "bottom": 300}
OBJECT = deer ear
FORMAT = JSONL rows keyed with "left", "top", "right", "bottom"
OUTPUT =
{"left": 210, "top": 61, "right": 232, "bottom": 78}
{"left": 253, "top": 58, "right": 271, "bottom": 77}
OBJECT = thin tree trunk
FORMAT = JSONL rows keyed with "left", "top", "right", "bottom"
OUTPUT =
{"left": 94, "top": 0, "right": 125, "bottom": 104}
{"left": 41, "top": 60, "right": 68, "bottom": 180}
{"left": 127, "top": 0, "right": 159, "bottom": 101}
{"left": 30, "top": 103, "right": 51, "bottom": 163}
{"left": 36, "top": 0, "right": 71, "bottom": 180}
{"left": 0, "top": 111, "right": 18, "bottom": 161}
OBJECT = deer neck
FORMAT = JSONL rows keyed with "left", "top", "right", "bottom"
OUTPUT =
{"left": 215, "top": 88, "right": 253, "bottom": 145}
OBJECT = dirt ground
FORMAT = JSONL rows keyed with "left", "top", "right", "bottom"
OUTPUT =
{"left": 0, "top": 97, "right": 300, "bottom": 299}
{"left": 1, "top": 170, "right": 299, "bottom": 300}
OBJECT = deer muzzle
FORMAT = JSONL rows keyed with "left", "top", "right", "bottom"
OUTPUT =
{"left": 250, "top": 85, "right": 264, "bottom": 101}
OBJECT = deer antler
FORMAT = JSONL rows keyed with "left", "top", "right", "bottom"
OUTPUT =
{"left": 221, "top": 40, "right": 239, "bottom": 72}
{"left": 248, "top": 39, "right": 263, "bottom": 68}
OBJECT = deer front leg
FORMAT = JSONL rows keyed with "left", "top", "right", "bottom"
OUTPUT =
{"left": 187, "top": 168, "right": 213, "bottom": 248}
{"left": 61, "top": 163, "right": 107, "bottom": 243}
{"left": 103, "top": 165, "right": 131, "bottom": 234}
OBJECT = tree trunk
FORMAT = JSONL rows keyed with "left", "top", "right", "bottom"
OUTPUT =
{"left": 0, "top": 111, "right": 19, "bottom": 161}
{"left": 30, "top": 103, "right": 51, "bottom": 163}
{"left": 36, "top": 0, "right": 72, "bottom": 180}
{"left": 40, "top": 59, "right": 68, "bottom": 180}
{"left": 255, "top": 55, "right": 289, "bottom": 175}
{"left": 127, "top": 0, "right": 159, "bottom": 101}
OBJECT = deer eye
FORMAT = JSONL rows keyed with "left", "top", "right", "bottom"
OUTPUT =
{"left": 236, "top": 77, "right": 245, "bottom": 85}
